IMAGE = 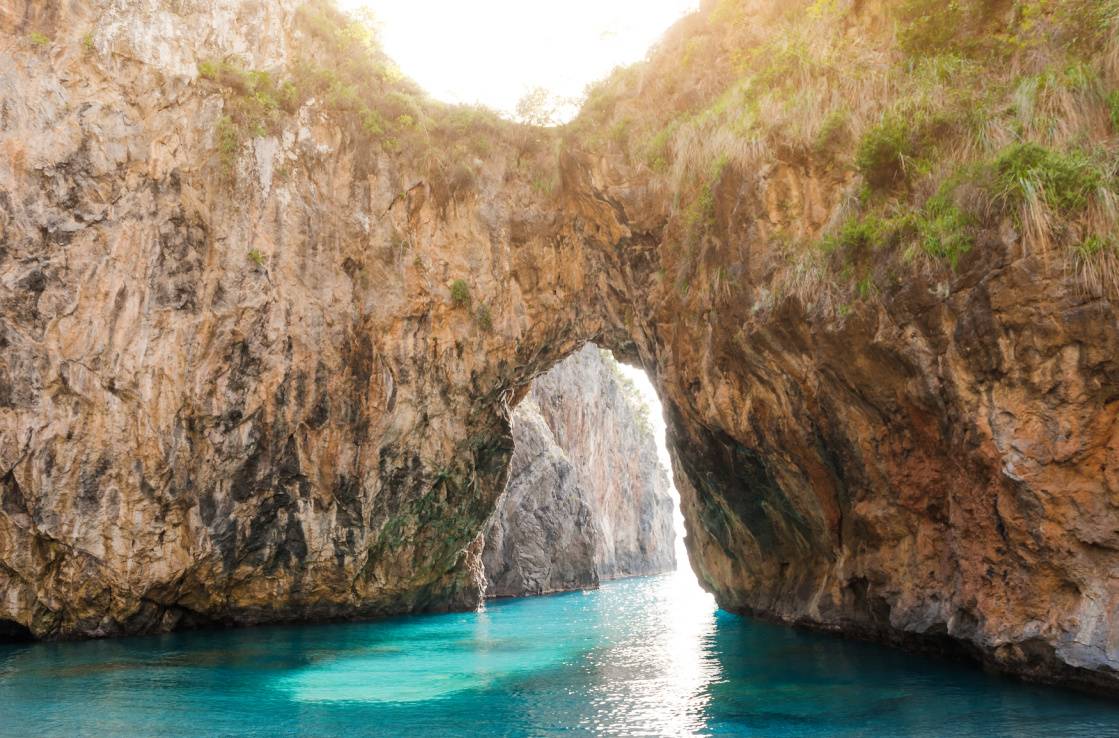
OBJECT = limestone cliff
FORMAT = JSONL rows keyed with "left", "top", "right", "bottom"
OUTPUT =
{"left": 1, "top": 0, "right": 1118, "bottom": 697}
{"left": 484, "top": 346, "right": 676, "bottom": 598}
{"left": 0, "top": 0, "right": 565, "bottom": 636}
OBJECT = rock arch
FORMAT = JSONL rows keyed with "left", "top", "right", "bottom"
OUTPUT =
{"left": 0, "top": 0, "right": 1116, "bottom": 697}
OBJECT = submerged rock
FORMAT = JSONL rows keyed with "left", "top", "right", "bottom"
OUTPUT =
{"left": 484, "top": 347, "right": 676, "bottom": 598}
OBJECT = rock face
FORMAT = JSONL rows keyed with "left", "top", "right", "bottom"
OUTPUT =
{"left": 0, "top": 0, "right": 560, "bottom": 637}
{"left": 1, "top": 0, "right": 1118, "bottom": 697}
{"left": 483, "top": 346, "right": 676, "bottom": 598}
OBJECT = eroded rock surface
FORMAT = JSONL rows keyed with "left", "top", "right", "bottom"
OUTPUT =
{"left": 1, "top": 0, "right": 1117, "bottom": 697}
{"left": 0, "top": 0, "right": 591, "bottom": 637}
{"left": 484, "top": 346, "right": 676, "bottom": 598}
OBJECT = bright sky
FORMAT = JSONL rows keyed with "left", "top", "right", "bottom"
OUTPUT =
{"left": 338, "top": 0, "right": 698, "bottom": 119}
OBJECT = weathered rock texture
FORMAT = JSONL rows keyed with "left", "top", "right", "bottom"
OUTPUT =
{"left": 1, "top": 0, "right": 1117, "bottom": 697}
{"left": 483, "top": 346, "right": 676, "bottom": 597}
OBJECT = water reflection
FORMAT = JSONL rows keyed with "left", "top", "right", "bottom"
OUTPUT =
{"left": 571, "top": 568, "right": 720, "bottom": 736}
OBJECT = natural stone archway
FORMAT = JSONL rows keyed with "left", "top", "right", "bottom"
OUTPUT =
{"left": 1, "top": 0, "right": 1118, "bottom": 697}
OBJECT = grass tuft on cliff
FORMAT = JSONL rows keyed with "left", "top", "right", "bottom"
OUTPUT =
{"left": 451, "top": 279, "right": 471, "bottom": 307}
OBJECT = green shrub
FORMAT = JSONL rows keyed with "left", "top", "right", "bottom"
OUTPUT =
{"left": 684, "top": 185, "right": 716, "bottom": 235}
{"left": 216, "top": 115, "right": 240, "bottom": 170}
{"left": 856, "top": 275, "right": 875, "bottom": 300}
{"left": 1041, "top": 0, "right": 1119, "bottom": 54}
{"left": 609, "top": 117, "right": 632, "bottom": 147}
{"left": 645, "top": 119, "right": 683, "bottom": 171}
{"left": 820, "top": 215, "right": 888, "bottom": 255}
{"left": 199, "top": 58, "right": 288, "bottom": 155}
{"left": 28, "top": 32, "right": 50, "bottom": 47}
{"left": 1061, "top": 62, "right": 1097, "bottom": 92}
{"left": 531, "top": 175, "right": 558, "bottom": 196}
{"left": 198, "top": 59, "right": 220, "bottom": 80}
{"left": 896, "top": 0, "right": 964, "bottom": 57}
{"left": 1108, "top": 91, "right": 1119, "bottom": 133}
{"left": 450, "top": 279, "right": 470, "bottom": 307}
{"left": 683, "top": 155, "right": 729, "bottom": 237}
{"left": 814, "top": 109, "right": 849, "bottom": 156}
{"left": 992, "top": 142, "right": 1104, "bottom": 212}
{"left": 821, "top": 188, "right": 972, "bottom": 270}
{"left": 1076, "top": 234, "right": 1114, "bottom": 257}
{"left": 915, "top": 196, "right": 972, "bottom": 267}
{"left": 247, "top": 249, "right": 265, "bottom": 266}
{"left": 277, "top": 81, "right": 300, "bottom": 112}
{"left": 895, "top": 0, "right": 1012, "bottom": 57}
{"left": 361, "top": 108, "right": 386, "bottom": 137}
{"left": 856, "top": 117, "right": 915, "bottom": 190}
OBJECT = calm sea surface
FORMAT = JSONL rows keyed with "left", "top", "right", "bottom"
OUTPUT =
{"left": 2, "top": 571, "right": 1118, "bottom": 737}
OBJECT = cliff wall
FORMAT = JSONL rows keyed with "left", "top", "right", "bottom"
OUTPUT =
{"left": 484, "top": 346, "right": 675, "bottom": 598}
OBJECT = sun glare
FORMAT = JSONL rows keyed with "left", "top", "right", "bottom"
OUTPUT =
{"left": 338, "top": 0, "right": 699, "bottom": 120}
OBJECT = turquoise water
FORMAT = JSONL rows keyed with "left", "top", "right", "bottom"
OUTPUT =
{"left": 2, "top": 572, "right": 1117, "bottom": 737}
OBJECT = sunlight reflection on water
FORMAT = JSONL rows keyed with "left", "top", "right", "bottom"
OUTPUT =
{"left": 575, "top": 569, "right": 720, "bottom": 736}
{"left": 280, "top": 569, "right": 720, "bottom": 736}
{"left": 280, "top": 361, "right": 720, "bottom": 731}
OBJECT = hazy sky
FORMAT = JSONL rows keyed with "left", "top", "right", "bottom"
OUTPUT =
{"left": 338, "top": 0, "right": 698, "bottom": 118}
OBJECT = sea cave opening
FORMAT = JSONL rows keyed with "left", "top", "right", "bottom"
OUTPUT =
{"left": 483, "top": 343, "right": 710, "bottom": 604}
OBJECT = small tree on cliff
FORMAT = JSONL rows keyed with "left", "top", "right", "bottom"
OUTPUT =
{"left": 515, "top": 87, "right": 561, "bottom": 127}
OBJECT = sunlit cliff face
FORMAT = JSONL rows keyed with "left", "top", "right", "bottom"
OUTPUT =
{"left": 339, "top": 0, "right": 697, "bottom": 118}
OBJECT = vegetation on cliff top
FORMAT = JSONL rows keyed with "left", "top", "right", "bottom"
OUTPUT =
{"left": 572, "top": 0, "right": 1119, "bottom": 312}
{"left": 199, "top": 0, "right": 1119, "bottom": 313}
{"left": 198, "top": 0, "right": 556, "bottom": 204}
{"left": 598, "top": 348, "right": 654, "bottom": 437}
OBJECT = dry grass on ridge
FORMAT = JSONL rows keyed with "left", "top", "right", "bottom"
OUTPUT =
{"left": 573, "top": 0, "right": 1119, "bottom": 315}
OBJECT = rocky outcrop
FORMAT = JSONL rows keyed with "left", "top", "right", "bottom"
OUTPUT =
{"left": 483, "top": 346, "right": 676, "bottom": 598}
{"left": 1, "top": 0, "right": 1118, "bottom": 697}
{"left": 567, "top": 1, "right": 1119, "bottom": 696}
